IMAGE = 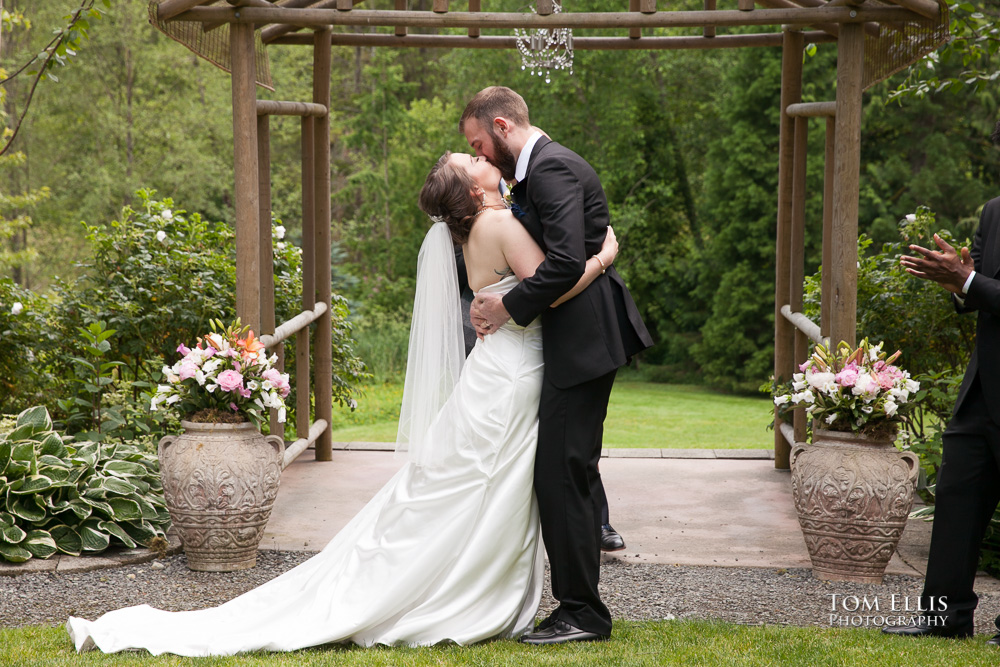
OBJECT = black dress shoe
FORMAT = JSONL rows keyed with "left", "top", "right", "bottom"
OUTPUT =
{"left": 520, "top": 620, "right": 610, "bottom": 645}
{"left": 881, "top": 620, "right": 972, "bottom": 639}
{"left": 986, "top": 633, "right": 1000, "bottom": 646}
{"left": 535, "top": 612, "right": 559, "bottom": 631}
{"left": 601, "top": 524, "right": 625, "bottom": 552}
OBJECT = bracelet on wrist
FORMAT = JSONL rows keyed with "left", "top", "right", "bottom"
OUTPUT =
{"left": 594, "top": 255, "right": 607, "bottom": 274}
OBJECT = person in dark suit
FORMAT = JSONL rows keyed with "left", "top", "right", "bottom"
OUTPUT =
{"left": 459, "top": 241, "right": 626, "bottom": 553}
{"left": 883, "top": 121, "right": 1000, "bottom": 645}
{"left": 460, "top": 86, "right": 652, "bottom": 645}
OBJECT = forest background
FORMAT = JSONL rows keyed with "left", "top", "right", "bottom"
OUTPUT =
{"left": 3, "top": 0, "right": 999, "bottom": 397}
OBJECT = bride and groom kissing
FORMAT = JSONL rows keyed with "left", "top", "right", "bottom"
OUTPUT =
{"left": 67, "top": 86, "right": 652, "bottom": 656}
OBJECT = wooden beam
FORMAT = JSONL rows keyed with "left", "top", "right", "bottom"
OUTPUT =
{"left": 231, "top": 22, "right": 261, "bottom": 333}
{"left": 754, "top": 0, "right": 839, "bottom": 36}
{"left": 829, "top": 22, "right": 864, "bottom": 350}
{"left": 433, "top": 0, "right": 449, "bottom": 13}
{"left": 297, "top": 115, "right": 315, "bottom": 442}
{"left": 158, "top": 0, "right": 214, "bottom": 21}
{"left": 774, "top": 27, "right": 803, "bottom": 471}
{"left": 313, "top": 28, "right": 333, "bottom": 462}
{"left": 738, "top": 0, "right": 755, "bottom": 10}
{"left": 256, "top": 99, "right": 328, "bottom": 116}
{"left": 270, "top": 31, "right": 838, "bottom": 49}
{"left": 259, "top": 0, "right": 360, "bottom": 42}
{"left": 885, "top": 0, "right": 941, "bottom": 20}
{"left": 782, "top": 0, "right": 883, "bottom": 37}
{"left": 337, "top": 0, "right": 352, "bottom": 9}
{"left": 536, "top": 0, "right": 554, "bottom": 15}
{"left": 639, "top": 0, "right": 657, "bottom": 10}
{"left": 180, "top": 6, "right": 932, "bottom": 30}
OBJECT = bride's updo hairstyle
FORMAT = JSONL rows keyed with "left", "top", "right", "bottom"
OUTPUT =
{"left": 418, "top": 151, "right": 481, "bottom": 244}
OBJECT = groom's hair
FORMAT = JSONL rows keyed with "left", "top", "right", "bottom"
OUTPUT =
{"left": 459, "top": 87, "right": 530, "bottom": 133}
{"left": 418, "top": 152, "right": 480, "bottom": 244}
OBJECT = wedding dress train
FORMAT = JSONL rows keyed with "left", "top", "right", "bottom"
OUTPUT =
{"left": 67, "top": 276, "right": 545, "bottom": 656}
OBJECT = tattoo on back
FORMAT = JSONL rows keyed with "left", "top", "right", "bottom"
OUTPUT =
{"left": 494, "top": 267, "right": 515, "bottom": 278}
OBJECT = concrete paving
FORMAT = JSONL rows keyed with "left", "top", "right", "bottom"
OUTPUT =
{"left": 261, "top": 447, "right": 956, "bottom": 582}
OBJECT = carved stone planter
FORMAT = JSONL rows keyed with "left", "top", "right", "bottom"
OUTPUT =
{"left": 790, "top": 428, "right": 920, "bottom": 584}
{"left": 158, "top": 421, "right": 284, "bottom": 572}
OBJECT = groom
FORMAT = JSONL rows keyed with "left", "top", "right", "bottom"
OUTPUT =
{"left": 461, "top": 86, "right": 652, "bottom": 645}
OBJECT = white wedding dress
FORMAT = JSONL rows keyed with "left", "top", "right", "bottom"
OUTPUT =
{"left": 66, "top": 275, "right": 546, "bottom": 656}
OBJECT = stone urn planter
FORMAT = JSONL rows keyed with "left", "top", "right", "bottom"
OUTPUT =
{"left": 158, "top": 421, "right": 284, "bottom": 572}
{"left": 790, "top": 428, "right": 920, "bottom": 584}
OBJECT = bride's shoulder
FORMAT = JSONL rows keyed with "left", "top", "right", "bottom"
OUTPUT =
{"left": 470, "top": 209, "right": 518, "bottom": 239}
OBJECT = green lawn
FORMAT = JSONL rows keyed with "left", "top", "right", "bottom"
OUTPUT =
{"left": 6, "top": 620, "right": 1000, "bottom": 666}
{"left": 330, "top": 381, "right": 773, "bottom": 449}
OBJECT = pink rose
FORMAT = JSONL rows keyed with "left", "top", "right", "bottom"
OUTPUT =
{"left": 177, "top": 361, "right": 199, "bottom": 381}
{"left": 875, "top": 372, "right": 895, "bottom": 390}
{"left": 835, "top": 364, "right": 859, "bottom": 388}
{"left": 217, "top": 369, "right": 244, "bottom": 393}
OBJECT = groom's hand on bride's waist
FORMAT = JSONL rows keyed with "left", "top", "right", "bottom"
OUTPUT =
{"left": 471, "top": 293, "right": 510, "bottom": 339}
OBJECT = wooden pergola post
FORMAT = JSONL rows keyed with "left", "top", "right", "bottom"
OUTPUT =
{"left": 231, "top": 22, "right": 261, "bottom": 333}
{"left": 790, "top": 111, "right": 808, "bottom": 446}
{"left": 773, "top": 27, "right": 803, "bottom": 470}
{"left": 821, "top": 116, "right": 835, "bottom": 337}
{"left": 257, "top": 112, "right": 283, "bottom": 437}
{"left": 313, "top": 28, "right": 333, "bottom": 461}
{"left": 297, "top": 116, "right": 316, "bottom": 443}
{"left": 829, "top": 22, "right": 864, "bottom": 350}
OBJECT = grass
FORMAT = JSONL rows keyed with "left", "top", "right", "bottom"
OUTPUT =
{"left": 331, "top": 381, "right": 774, "bottom": 449}
{"left": 6, "top": 620, "right": 1000, "bottom": 666}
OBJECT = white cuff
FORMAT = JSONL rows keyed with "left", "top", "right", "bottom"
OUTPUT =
{"left": 962, "top": 270, "right": 976, "bottom": 295}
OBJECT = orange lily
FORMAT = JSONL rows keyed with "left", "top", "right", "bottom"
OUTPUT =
{"left": 238, "top": 330, "right": 266, "bottom": 357}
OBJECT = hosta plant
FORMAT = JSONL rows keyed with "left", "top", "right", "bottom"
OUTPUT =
{"left": 0, "top": 406, "right": 170, "bottom": 563}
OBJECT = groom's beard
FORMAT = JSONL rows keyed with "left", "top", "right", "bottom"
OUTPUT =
{"left": 488, "top": 129, "right": 518, "bottom": 182}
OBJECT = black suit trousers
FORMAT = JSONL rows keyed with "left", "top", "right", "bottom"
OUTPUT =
{"left": 534, "top": 368, "right": 616, "bottom": 636}
{"left": 922, "top": 374, "right": 1000, "bottom": 623}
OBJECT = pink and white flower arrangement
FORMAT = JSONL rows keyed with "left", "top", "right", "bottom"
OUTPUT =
{"left": 774, "top": 338, "right": 919, "bottom": 438}
{"left": 150, "top": 318, "right": 290, "bottom": 428}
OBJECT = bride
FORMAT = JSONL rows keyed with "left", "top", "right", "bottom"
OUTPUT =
{"left": 66, "top": 151, "right": 618, "bottom": 656}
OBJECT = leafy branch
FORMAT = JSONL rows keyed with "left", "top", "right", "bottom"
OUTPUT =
{"left": 889, "top": 2, "right": 1000, "bottom": 102}
{"left": 0, "top": 0, "right": 110, "bottom": 156}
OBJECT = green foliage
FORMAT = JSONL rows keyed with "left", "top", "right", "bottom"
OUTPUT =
{"left": 890, "top": 2, "right": 1000, "bottom": 101}
{"left": 1, "top": 0, "right": 111, "bottom": 156}
{"left": 0, "top": 406, "right": 169, "bottom": 564}
{"left": 803, "top": 207, "right": 974, "bottom": 484}
{"left": 0, "top": 278, "right": 56, "bottom": 413}
{"left": 55, "top": 321, "right": 159, "bottom": 445}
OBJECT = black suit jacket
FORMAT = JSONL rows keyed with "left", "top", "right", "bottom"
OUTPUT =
{"left": 953, "top": 196, "right": 1000, "bottom": 418}
{"left": 502, "top": 137, "right": 653, "bottom": 388}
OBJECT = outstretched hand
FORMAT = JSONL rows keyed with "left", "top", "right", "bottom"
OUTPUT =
{"left": 899, "top": 234, "right": 972, "bottom": 294}
{"left": 471, "top": 292, "right": 510, "bottom": 339}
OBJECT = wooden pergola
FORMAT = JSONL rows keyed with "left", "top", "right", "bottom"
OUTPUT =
{"left": 148, "top": 0, "right": 947, "bottom": 470}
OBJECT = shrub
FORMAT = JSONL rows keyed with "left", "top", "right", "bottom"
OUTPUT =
{"left": 0, "top": 406, "right": 169, "bottom": 563}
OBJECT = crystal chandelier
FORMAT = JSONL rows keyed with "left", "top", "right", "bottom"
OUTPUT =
{"left": 514, "top": 1, "right": 574, "bottom": 84}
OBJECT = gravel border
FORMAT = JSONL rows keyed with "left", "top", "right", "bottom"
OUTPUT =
{"left": 5, "top": 550, "right": 1000, "bottom": 637}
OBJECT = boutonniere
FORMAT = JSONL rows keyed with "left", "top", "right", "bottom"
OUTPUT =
{"left": 502, "top": 191, "right": 513, "bottom": 209}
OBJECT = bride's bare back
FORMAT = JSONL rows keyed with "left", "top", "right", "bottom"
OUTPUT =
{"left": 463, "top": 209, "right": 544, "bottom": 293}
